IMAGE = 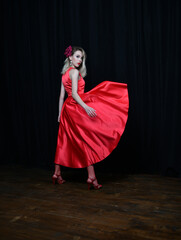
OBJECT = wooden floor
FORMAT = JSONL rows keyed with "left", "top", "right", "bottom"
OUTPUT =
{"left": 0, "top": 165, "right": 181, "bottom": 240}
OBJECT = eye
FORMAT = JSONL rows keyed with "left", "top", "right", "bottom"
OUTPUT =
{"left": 76, "top": 55, "right": 83, "bottom": 59}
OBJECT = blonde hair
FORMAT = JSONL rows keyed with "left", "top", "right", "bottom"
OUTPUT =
{"left": 61, "top": 46, "right": 87, "bottom": 78}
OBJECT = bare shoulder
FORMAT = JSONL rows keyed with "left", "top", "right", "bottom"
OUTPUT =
{"left": 69, "top": 68, "right": 80, "bottom": 80}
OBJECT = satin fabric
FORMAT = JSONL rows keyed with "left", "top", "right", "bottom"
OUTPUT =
{"left": 54, "top": 67, "right": 129, "bottom": 168}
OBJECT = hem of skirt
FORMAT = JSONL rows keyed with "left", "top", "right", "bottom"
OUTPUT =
{"left": 54, "top": 121, "right": 128, "bottom": 168}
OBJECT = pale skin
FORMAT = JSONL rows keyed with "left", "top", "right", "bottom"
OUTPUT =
{"left": 54, "top": 50, "right": 100, "bottom": 185}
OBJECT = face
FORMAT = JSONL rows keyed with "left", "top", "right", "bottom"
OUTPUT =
{"left": 69, "top": 50, "right": 83, "bottom": 68}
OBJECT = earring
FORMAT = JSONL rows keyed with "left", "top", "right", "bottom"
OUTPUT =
{"left": 70, "top": 60, "right": 72, "bottom": 66}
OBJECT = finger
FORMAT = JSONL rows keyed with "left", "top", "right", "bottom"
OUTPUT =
{"left": 92, "top": 110, "right": 96, "bottom": 116}
{"left": 88, "top": 111, "right": 92, "bottom": 117}
{"left": 90, "top": 111, "right": 94, "bottom": 117}
{"left": 91, "top": 112, "right": 96, "bottom": 117}
{"left": 90, "top": 111, "right": 94, "bottom": 116}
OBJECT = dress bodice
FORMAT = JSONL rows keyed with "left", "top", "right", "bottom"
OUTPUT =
{"left": 62, "top": 67, "right": 85, "bottom": 97}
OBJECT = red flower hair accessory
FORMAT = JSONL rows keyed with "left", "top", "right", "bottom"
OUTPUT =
{"left": 64, "top": 45, "right": 72, "bottom": 57}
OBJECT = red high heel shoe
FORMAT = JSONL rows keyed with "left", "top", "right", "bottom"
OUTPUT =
{"left": 87, "top": 177, "right": 102, "bottom": 190}
{"left": 52, "top": 174, "right": 66, "bottom": 184}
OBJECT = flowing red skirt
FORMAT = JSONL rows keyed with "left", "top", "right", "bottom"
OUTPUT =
{"left": 54, "top": 80, "right": 129, "bottom": 168}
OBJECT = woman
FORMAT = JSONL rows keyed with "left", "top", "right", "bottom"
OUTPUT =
{"left": 52, "top": 45, "right": 129, "bottom": 190}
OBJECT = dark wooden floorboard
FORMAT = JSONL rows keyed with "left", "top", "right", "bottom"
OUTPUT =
{"left": 0, "top": 165, "right": 181, "bottom": 240}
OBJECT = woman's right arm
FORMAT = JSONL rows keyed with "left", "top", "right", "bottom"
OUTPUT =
{"left": 70, "top": 69, "right": 96, "bottom": 118}
{"left": 57, "top": 80, "right": 65, "bottom": 122}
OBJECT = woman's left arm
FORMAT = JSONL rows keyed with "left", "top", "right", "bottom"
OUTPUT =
{"left": 57, "top": 80, "right": 65, "bottom": 122}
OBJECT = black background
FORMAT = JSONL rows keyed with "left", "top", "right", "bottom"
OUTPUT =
{"left": 1, "top": 0, "right": 181, "bottom": 177}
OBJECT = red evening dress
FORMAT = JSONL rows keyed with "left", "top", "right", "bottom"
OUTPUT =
{"left": 54, "top": 66, "right": 129, "bottom": 168}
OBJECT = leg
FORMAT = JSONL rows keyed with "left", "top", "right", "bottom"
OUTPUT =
{"left": 87, "top": 165, "right": 102, "bottom": 189}
{"left": 54, "top": 164, "right": 61, "bottom": 176}
{"left": 87, "top": 164, "right": 96, "bottom": 179}
{"left": 52, "top": 164, "right": 65, "bottom": 184}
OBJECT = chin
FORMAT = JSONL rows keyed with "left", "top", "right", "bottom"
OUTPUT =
{"left": 77, "top": 64, "right": 81, "bottom": 69}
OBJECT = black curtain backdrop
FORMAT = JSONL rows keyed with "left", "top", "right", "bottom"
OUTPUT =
{"left": 1, "top": 0, "right": 181, "bottom": 176}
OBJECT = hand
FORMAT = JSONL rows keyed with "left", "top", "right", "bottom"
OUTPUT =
{"left": 84, "top": 106, "right": 97, "bottom": 117}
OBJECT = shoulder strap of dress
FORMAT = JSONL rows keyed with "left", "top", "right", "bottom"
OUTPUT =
{"left": 65, "top": 67, "right": 74, "bottom": 76}
{"left": 68, "top": 66, "right": 75, "bottom": 71}
{"left": 67, "top": 67, "right": 81, "bottom": 75}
